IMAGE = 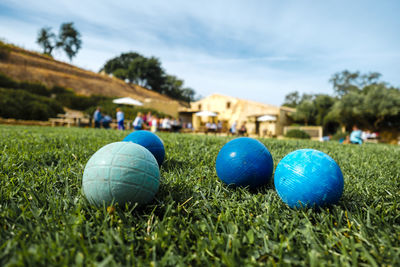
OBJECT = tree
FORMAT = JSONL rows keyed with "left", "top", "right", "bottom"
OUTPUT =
{"left": 293, "top": 100, "right": 317, "bottom": 125}
{"left": 127, "top": 56, "right": 165, "bottom": 91}
{"left": 330, "top": 70, "right": 381, "bottom": 97}
{"left": 326, "top": 81, "right": 400, "bottom": 130}
{"left": 112, "top": 69, "right": 128, "bottom": 81}
{"left": 36, "top": 27, "right": 56, "bottom": 56}
{"left": 102, "top": 52, "right": 142, "bottom": 74}
{"left": 57, "top": 22, "right": 82, "bottom": 61}
{"left": 282, "top": 91, "right": 300, "bottom": 107}
{"left": 101, "top": 52, "right": 197, "bottom": 102}
{"left": 313, "top": 94, "right": 335, "bottom": 125}
{"left": 180, "top": 87, "right": 197, "bottom": 102}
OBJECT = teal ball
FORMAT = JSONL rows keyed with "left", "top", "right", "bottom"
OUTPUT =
{"left": 82, "top": 142, "right": 160, "bottom": 206}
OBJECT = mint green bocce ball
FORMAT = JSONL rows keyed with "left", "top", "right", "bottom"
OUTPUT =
{"left": 82, "top": 142, "right": 160, "bottom": 206}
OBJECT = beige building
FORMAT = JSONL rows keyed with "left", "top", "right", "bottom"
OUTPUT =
{"left": 179, "top": 94, "right": 295, "bottom": 136}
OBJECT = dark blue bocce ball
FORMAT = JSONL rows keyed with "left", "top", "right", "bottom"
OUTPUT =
{"left": 274, "top": 149, "right": 344, "bottom": 208}
{"left": 123, "top": 130, "right": 165, "bottom": 167}
{"left": 216, "top": 137, "right": 274, "bottom": 188}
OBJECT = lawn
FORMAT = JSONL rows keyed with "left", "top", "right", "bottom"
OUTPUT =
{"left": 1, "top": 125, "right": 399, "bottom": 266}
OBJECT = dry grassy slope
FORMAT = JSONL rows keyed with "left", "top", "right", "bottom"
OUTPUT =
{"left": 0, "top": 45, "right": 174, "bottom": 102}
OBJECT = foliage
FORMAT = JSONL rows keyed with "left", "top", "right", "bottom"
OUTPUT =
{"left": 50, "top": 86, "right": 109, "bottom": 111}
{"left": 330, "top": 70, "right": 381, "bottom": 97}
{"left": 282, "top": 91, "right": 300, "bottom": 108}
{"left": 0, "top": 73, "right": 116, "bottom": 116}
{"left": 292, "top": 99, "right": 317, "bottom": 126}
{"left": 284, "top": 129, "right": 311, "bottom": 139}
{"left": 0, "top": 72, "right": 18, "bottom": 88}
{"left": 128, "top": 56, "right": 165, "bottom": 90}
{"left": 285, "top": 70, "right": 400, "bottom": 133}
{"left": 0, "top": 40, "right": 11, "bottom": 60}
{"left": 0, "top": 88, "right": 64, "bottom": 120}
{"left": 1, "top": 126, "right": 399, "bottom": 265}
{"left": 101, "top": 52, "right": 197, "bottom": 102}
{"left": 331, "top": 131, "right": 348, "bottom": 141}
{"left": 36, "top": 27, "right": 56, "bottom": 56}
{"left": 56, "top": 22, "right": 82, "bottom": 61}
{"left": 0, "top": 73, "right": 50, "bottom": 96}
{"left": 326, "top": 78, "right": 400, "bottom": 131}
{"left": 36, "top": 22, "right": 82, "bottom": 60}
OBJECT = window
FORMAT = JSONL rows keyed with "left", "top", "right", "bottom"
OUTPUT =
{"left": 198, "top": 104, "right": 202, "bottom": 110}
{"left": 226, "top": 102, "right": 231, "bottom": 109}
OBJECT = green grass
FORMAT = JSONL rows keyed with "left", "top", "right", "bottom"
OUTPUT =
{"left": 1, "top": 125, "right": 399, "bottom": 266}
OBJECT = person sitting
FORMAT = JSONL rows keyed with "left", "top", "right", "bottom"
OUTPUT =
{"left": 217, "top": 120, "right": 223, "bottom": 133}
{"left": 238, "top": 122, "right": 247, "bottom": 136}
{"left": 205, "top": 122, "right": 211, "bottom": 132}
{"left": 207, "top": 122, "right": 217, "bottom": 134}
{"left": 229, "top": 121, "right": 237, "bottom": 135}
{"left": 320, "top": 135, "right": 332, "bottom": 142}
{"left": 102, "top": 115, "right": 112, "bottom": 129}
{"left": 132, "top": 112, "right": 144, "bottom": 131}
{"left": 350, "top": 125, "right": 363, "bottom": 144}
{"left": 161, "top": 117, "right": 171, "bottom": 131}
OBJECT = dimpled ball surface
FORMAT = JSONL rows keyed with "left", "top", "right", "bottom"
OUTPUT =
{"left": 216, "top": 137, "right": 274, "bottom": 188}
{"left": 82, "top": 142, "right": 160, "bottom": 206}
{"left": 123, "top": 130, "right": 165, "bottom": 167}
{"left": 274, "top": 149, "right": 344, "bottom": 208}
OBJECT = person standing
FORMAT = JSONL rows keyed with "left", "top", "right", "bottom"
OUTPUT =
{"left": 229, "top": 121, "right": 237, "bottom": 135}
{"left": 133, "top": 112, "right": 143, "bottom": 131}
{"left": 93, "top": 107, "right": 102, "bottom": 128}
{"left": 151, "top": 116, "right": 158, "bottom": 132}
{"left": 116, "top": 108, "right": 125, "bottom": 130}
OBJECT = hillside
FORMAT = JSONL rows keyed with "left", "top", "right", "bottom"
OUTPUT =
{"left": 0, "top": 43, "right": 174, "bottom": 103}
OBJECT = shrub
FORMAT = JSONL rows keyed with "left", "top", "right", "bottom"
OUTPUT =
{"left": 0, "top": 41, "right": 11, "bottom": 60}
{"left": 19, "top": 82, "right": 51, "bottom": 97}
{"left": 0, "top": 73, "right": 50, "bottom": 96}
{"left": 285, "top": 129, "right": 311, "bottom": 139}
{"left": 0, "top": 73, "right": 18, "bottom": 88}
{"left": 0, "top": 88, "right": 64, "bottom": 120}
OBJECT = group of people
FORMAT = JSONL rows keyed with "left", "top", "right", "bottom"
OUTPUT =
{"left": 203, "top": 120, "right": 248, "bottom": 136}
{"left": 229, "top": 121, "right": 248, "bottom": 136}
{"left": 205, "top": 121, "right": 222, "bottom": 133}
{"left": 94, "top": 106, "right": 247, "bottom": 136}
{"left": 132, "top": 112, "right": 184, "bottom": 133}
{"left": 94, "top": 107, "right": 125, "bottom": 130}
{"left": 93, "top": 107, "right": 186, "bottom": 133}
{"left": 345, "top": 125, "right": 378, "bottom": 144}
{"left": 320, "top": 125, "right": 379, "bottom": 144}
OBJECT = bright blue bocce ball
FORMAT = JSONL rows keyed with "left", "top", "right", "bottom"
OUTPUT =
{"left": 123, "top": 130, "right": 165, "bottom": 167}
{"left": 82, "top": 142, "right": 160, "bottom": 206}
{"left": 216, "top": 137, "right": 274, "bottom": 188}
{"left": 274, "top": 149, "right": 344, "bottom": 208}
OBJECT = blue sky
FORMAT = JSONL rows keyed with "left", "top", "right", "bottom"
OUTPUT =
{"left": 1, "top": 0, "right": 399, "bottom": 105}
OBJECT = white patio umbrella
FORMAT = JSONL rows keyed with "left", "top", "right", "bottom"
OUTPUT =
{"left": 195, "top": 111, "right": 218, "bottom": 117}
{"left": 112, "top": 97, "right": 143, "bottom": 106}
{"left": 257, "top": 115, "right": 277, "bottom": 122}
